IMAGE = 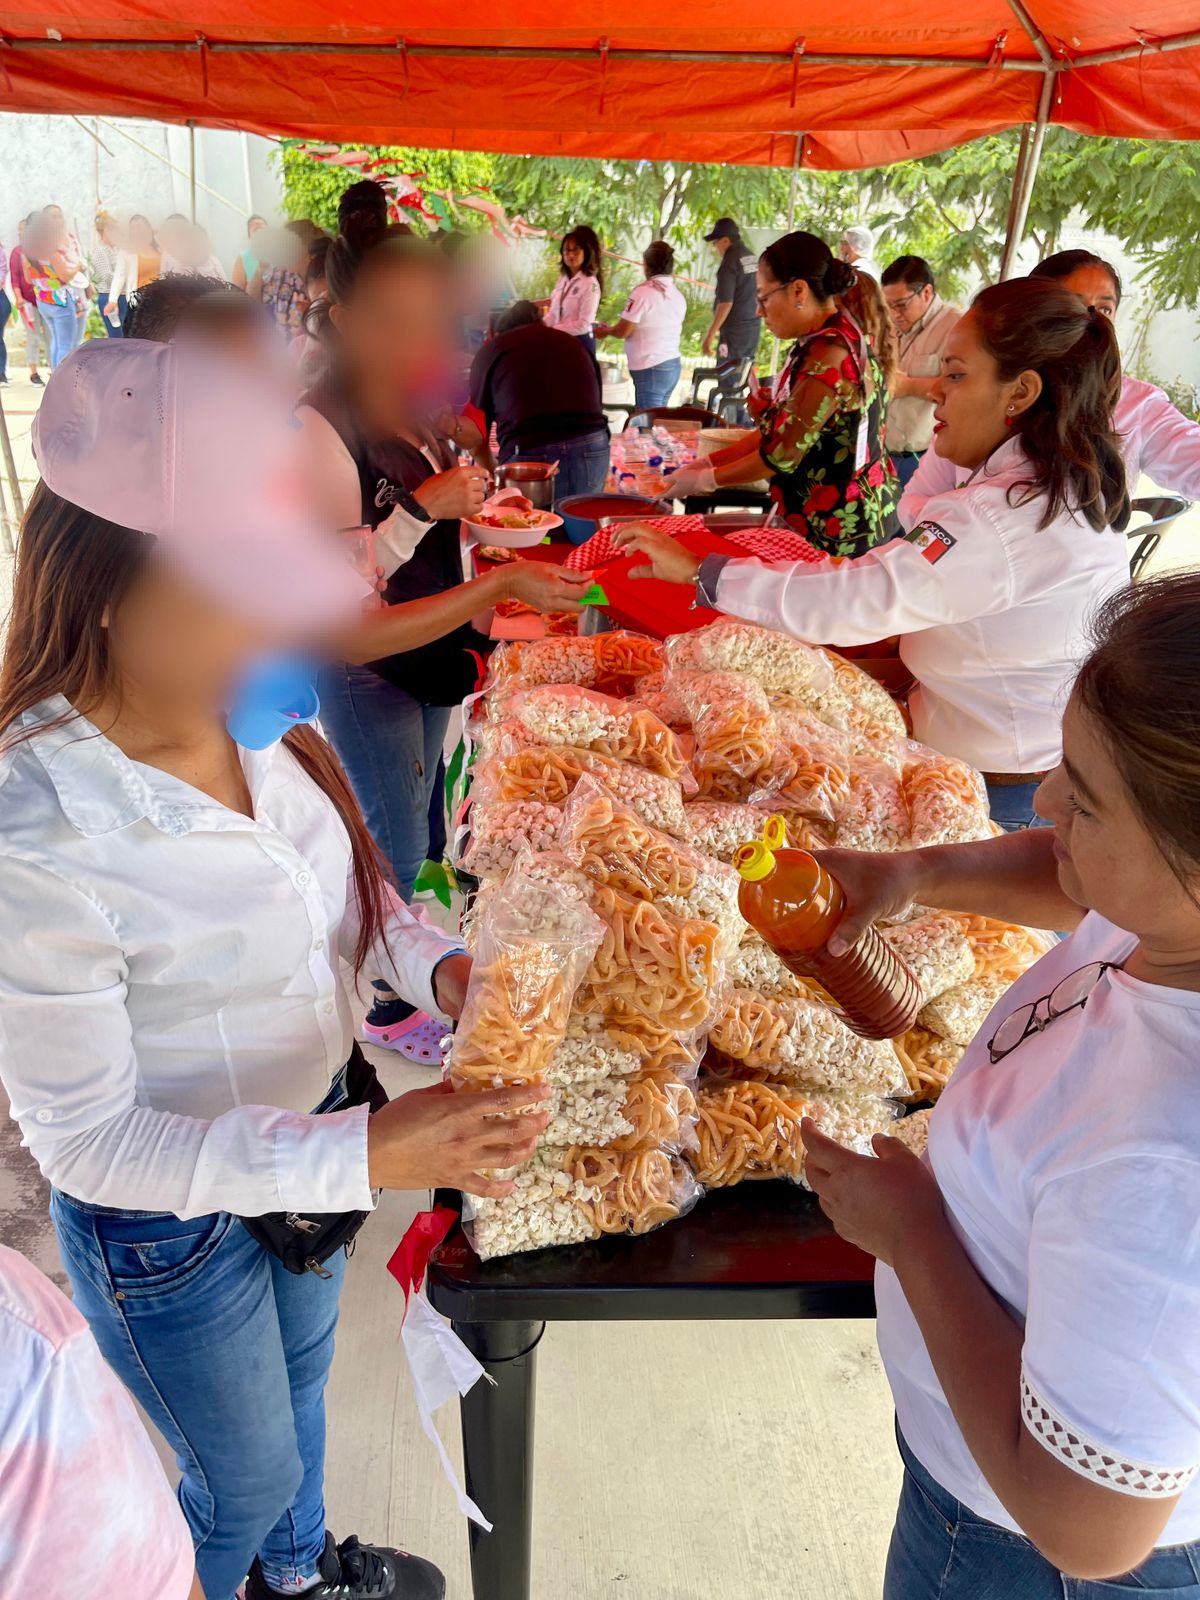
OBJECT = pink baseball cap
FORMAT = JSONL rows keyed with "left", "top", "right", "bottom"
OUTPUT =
{"left": 32, "top": 339, "right": 370, "bottom": 631}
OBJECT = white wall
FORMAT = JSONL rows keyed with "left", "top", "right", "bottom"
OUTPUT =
{"left": 0, "top": 113, "right": 281, "bottom": 278}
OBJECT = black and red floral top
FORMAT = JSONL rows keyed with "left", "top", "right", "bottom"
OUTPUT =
{"left": 758, "top": 308, "right": 899, "bottom": 557}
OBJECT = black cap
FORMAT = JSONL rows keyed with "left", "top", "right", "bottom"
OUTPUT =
{"left": 704, "top": 217, "right": 740, "bottom": 242}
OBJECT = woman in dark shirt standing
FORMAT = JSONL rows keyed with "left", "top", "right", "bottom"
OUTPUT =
{"left": 470, "top": 299, "right": 610, "bottom": 506}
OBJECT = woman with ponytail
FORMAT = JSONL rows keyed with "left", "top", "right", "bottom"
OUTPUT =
{"left": 616, "top": 278, "right": 1133, "bottom": 828}
{"left": 0, "top": 341, "right": 547, "bottom": 1600}
{"left": 666, "top": 229, "right": 900, "bottom": 555}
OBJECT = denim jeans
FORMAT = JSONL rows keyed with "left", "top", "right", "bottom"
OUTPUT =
{"left": 886, "top": 1425, "right": 1200, "bottom": 1598}
{"left": 37, "top": 297, "right": 85, "bottom": 369}
{"left": 631, "top": 356, "right": 682, "bottom": 413}
{"left": 576, "top": 331, "right": 597, "bottom": 358}
{"left": 50, "top": 1077, "right": 350, "bottom": 1600}
{"left": 890, "top": 450, "right": 925, "bottom": 489}
{"left": 512, "top": 428, "right": 611, "bottom": 507}
{"left": 0, "top": 289, "right": 10, "bottom": 380}
{"left": 316, "top": 662, "right": 451, "bottom": 899}
{"left": 101, "top": 292, "right": 128, "bottom": 336}
{"left": 985, "top": 778, "right": 1053, "bottom": 833}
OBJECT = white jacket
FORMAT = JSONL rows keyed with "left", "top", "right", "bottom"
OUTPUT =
{"left": 704, "top": 436, "right": 1129, "bottom": 773}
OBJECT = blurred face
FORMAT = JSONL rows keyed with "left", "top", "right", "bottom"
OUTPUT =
{"left": 755, "top": 261, "right": 825, "bottom": 341}
{"left": 713, "top": 236, "right": 732, "bottom": 258}
{"left": 248, "top": 216, "right": 266, "bottom": 240}
{"left": 46, "top": 205, "right": 64, "bottom": 223}
{"left": 884, "top": 278, "right": 934, "bottom": 333}
{"left": 130, "top": 217, "right": 154, "bottom": 250}
{"left": 1060, "top": 264, "right": 1120, "bottom": 321}
{"left": 928, "top": 310, "right": 1041, "bottom": 470}
{"left": 329, "top": 259, "right": 455, "bottom": 405}
{"left": 107, "top": 559, "right": 280, "bottom": 718}
{"left": 561, "top": 237, "right": 585, "bottom": 273}
{"left": 1036, "top": 696, "right": 1200, "bottom": 948}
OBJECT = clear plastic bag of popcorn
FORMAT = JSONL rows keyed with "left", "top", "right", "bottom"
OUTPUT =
{"left": 459, "top": 799, "right": 563, "bottom": 881}
{"left": 707, "top": 989, "right": 906, "bottom": 1095}
{"left": 486, "top": 631, "right": 663, "bottom": 697}
{"left": 471, "top": 740, "right": 688, "bottom": 837}
{"left": 501, "top": 683, "right": 689, "bottom": 780}
{"left": 671, "top": 669, "right": 777, "bottom": 800}
{"left": 901, "top": 742, "right": 992, "bottom": 848}
{"left": 694, "top": 1079, "right": 898, "bottom": 1187}
{"left": 665, "top": 618, "right": 833, "bottom": 702}
{"left": 751, "top": 707, "right": 852, "bottom": 825}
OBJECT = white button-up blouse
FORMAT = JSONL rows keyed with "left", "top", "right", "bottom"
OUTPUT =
{"left": 0, "top": 699, "right": 465, "bottom": 1220}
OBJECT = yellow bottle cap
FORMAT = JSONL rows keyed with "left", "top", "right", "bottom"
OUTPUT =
{"left": 733, "top": 815, "right": 789, "bottom": 881}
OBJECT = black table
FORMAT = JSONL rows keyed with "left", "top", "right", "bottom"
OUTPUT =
{"left": 426, "top": 1182, "right": 875, "bottom": 1600}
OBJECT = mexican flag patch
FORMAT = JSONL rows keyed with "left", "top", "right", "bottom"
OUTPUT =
{"left": 905, "top": 521, "right": 957, "bottom": 564}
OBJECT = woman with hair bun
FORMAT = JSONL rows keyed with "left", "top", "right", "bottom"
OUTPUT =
{"left": 596, "top": 239, "right": 687, "bottom": 412}
{"left": 616, "top": 277, "right": 1132, "bottom": 829}
{"left": 666, "top": 229, "right": 899, "bottom": 554}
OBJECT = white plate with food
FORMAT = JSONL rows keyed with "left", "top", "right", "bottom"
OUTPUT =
{"left": 464, "top": 496, "right": 563, "bottom": 549}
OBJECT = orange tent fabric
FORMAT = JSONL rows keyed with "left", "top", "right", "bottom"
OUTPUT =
{"left": 2, "top": 1, "right": 1198, "bottom": 167}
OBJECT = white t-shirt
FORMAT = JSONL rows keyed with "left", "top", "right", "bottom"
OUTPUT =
{"left": 621, "top": 276, "right": 687, "bottom": 371}
{"left": 546, "top": 272, "right": 601, "bottom": 337}
{"left": 0, "top": 1245, "right": 196, "bottom": 1599}
{"left": 877, "top": 912, "right": 1200, "bottom": 1543}
{"left": 710, "top": 435, "right": 1129, "bottom": 772}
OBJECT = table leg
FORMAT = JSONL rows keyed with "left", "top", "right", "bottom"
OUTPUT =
{"left": 454, "top": 1318, "right": 544, "bottom": 1600}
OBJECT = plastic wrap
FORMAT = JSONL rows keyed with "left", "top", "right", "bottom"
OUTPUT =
{"left": 752, "top": 707, "right": 852, "bottom": 825}
{"left": 891, "top": 1107, "right": 933, "bottom": 1158}
{"left": 832, "top": 760, "right": 910, "bottom": 852}
{"left": 665, "top": 618, "right": 833, "bottom": 702}
{"left": 466, "top": 1145, "right": 701, "bottom": 1259}
{"left": 694, "top": 1080, "right": 897, "bottom": 1187}
{"left": 919, "top": 974, "right": 1012, "bottom": 1046}
{"left": 819, "top": 648, "right": 909, "bottom": 738}
{"left": 957, "top": 914, "right": 1056, "bottom": 983}
{"left": 729, "top": 933, "right": 820, "bottom": 1001}
{"left": 560, "top": 779, "right": 743, "bottom": 948}
{"left": 892, "top": 1028, "right": 967, "bottom": 1100}
{"left": 471, "top": 742, "right": 688, "bottom": 837}
{"left": 880, "top": 912, "right": 977, "bottom": 1006}
{"left": 672, "top": 670, "right": 776, "bottom": 799}
{"left": 501, "top": 684, "right": 689, "bottom": 780}
{"left": 902, "top": 744, "right": 993, "bottom": 848}
{"left": 630, "top": 670, "right": 691, "bottom": 731}
{"left": 447, "top": 873, "right": 604, "bottom": 1089}
{"left": 565, "top": 1004, "right": 702, "bottom": 1076}
{"left": 459, "top": 799, "right": 563, "bottom": 881}
{"left": 487, "top": 631, "right": 663, "bottom": 696}
{"left": 707, "top": 989, "right": 906, "bottom": 1094}
{"left": 543, "top": 1070, "right": 698, "bottom": 1153}
{"left": 683, "top": 798, "right": 829, "bottom": 863}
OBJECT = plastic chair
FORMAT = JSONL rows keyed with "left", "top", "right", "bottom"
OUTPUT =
{"left": 1126, "top": 494, "right": 1191, "bottom": 578}
{"left": 623, "top": 404, "right": 724, "bottom": 433}
{"left": 690, "top": 356, "right": 753, "bottom": 420}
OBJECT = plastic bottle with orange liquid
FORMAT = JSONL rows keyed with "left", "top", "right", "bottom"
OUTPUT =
{"left": 734, "top": 816, "right": 921, "bottom": 1040}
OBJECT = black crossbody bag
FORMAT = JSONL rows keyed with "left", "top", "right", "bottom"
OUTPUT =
{"left": 238, "top": 1043, "right": 388, "bottom": 1277}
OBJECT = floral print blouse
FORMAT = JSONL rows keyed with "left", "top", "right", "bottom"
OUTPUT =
{"left": 758, "top": 308, "right": 899, "bottom": 557}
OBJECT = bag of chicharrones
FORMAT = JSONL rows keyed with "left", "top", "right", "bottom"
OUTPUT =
{"left": 665, "top": 618, "right": 833, "bottom": 704}
{"left": 459, "top": 798, "right": 565, "bottom": 881}
{"left": 499, "top": 683, "right": 690, "bottom": 781}
{"left": 486, "top": 630, "right": 664, "bottom": 697}
{"left": 706, "top": 988, "right": 907, "bottom": 1097}
{"left": 813, "top": 647, "right": 909, "bottom": 741}
{"left": 682, "top": 797, "right": 831, "bottom": 863}
{"left": 469, "top": 736, "right": 689, "bottom": 837}
{"left": 670, "top": 669, "right": 777, "bottom": 800}
{"left": 750, "top": 706, "right": 853, "bottom": 826}
{"left": 901, "top": 741, "right": 992, "bottom": 847}
{"left": 559, "top": 777, "right": 743, "bottom": 952}
{"left": 693, "top": 1078, "right": 899, "bottom": 1188}
{"left": 447, "top": 871, "right": 604, "bottom": 1092}
{"left": 464, "top": 1142, "right": 703, "bottom": 1260}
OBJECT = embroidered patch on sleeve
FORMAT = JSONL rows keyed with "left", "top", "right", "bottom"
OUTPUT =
{"left": 904, "top": 520, "right": 957, "bottom": 564}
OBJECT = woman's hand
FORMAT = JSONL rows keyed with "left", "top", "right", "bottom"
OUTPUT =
{"left": 432, "top": 952, "right": 472, "bottom": 1020}
{"left": 665, "top": 462, "right": 717, "bottom": 499}
{"left": 746, "top": 382, "right": 772, "bottom": 422}
{"left": 414, "top": 465, "right": 488, "bottom": 522}
{"left": 103, "top": 300, "right": 118, "bottom": 319}
{"left": 367, "top": 1081, "right": 552, "bottom": 1197}
{"left": 810, "top": 846, "right": 925, "bottom": 954}
{"left": 610, "top": 523, "right": 703, "bottom": 586}
{"left": 506, "top": 562, "right": 595, "bottom": 613}
{"left": 801, "top": 1119, "right": 946, "bottom": 1269}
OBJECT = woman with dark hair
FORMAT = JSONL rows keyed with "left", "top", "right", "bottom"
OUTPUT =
{"left": 616, "top": 277, "right": 1132, "bottom": 829}
{"left": 667, "top": 230, "right": 899, "bottom": 553}
{"left": 902, "top": 246, "right": 1200, "bottom": 527}
{"left": 597, "top": 239, "right": 687, "bottom": 412}
{"left": 298, "top": 202, "right": 589, "bottom": 1051}
{"left": 545, "top": 224, "right": 604, "bottom": 353}
{"left": 105, "top": 212, "right": 160, "bottom": 326}
{"left": 0, "top": 341, "right": 549, "bottom": 1600}
{"left": 803, "top": 571, "right": 1200, "bottom": 1599}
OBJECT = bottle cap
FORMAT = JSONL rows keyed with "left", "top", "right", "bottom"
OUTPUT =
{"left": 733, "top": 814, "right": 788, "bottom": 881}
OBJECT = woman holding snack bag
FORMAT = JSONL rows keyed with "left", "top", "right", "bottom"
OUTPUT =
{"left": 615, "top": 277, "right": 1131, "bottom": 829}
{"left": 802, "top": 573, "right": 1200, "bottom": 1597}
{"left": 0, "top": 340, "right": 551, "bottom": 1600}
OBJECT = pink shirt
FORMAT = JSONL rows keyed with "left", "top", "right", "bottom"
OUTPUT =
{"left": 0, "top": 1245, "right": 195, "bottom": 1599}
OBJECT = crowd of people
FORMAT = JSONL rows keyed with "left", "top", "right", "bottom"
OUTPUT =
{"left": 4, "top": 170, "right": 1200, "bottom": 1600}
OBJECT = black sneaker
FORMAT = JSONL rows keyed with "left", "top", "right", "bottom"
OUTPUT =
{"left": 31, "top": 372, "right": 44, "bottom": 386}
{"left": 245, "top": 1530, "right": 446, "bottom": 1600}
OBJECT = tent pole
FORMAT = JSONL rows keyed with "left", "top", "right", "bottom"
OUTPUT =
{"left": 999, "top": 71, "right": 1053, "bottom": 280}
{"left": 188, "top": 121, "right": 197, "bottom": 221}
{"left": 786, "top": 132, "right": 804, "bottom": 232}
{"left": 0, "top": 388, "right": 25, "bottom": 542}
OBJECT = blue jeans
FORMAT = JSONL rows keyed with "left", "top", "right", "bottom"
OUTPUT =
{"left": 101, "top": 291, "right": 128, "bottom": 336}
{"left": 890, "top": 451, "right": 925, "bottom": 489}
{"left": 315, "top": 661, "right": 449, "bottom": 899}
{"left": 576, "top": 331, "right": 597, "bottom": 358}
{"left": 985, "top": 778, "right": 1053, "bottom": 833}
{"left": 50, "top": 1078, "right": 350, "bottom": 1600}
{"left": 631, "top": 356, "right": 682, "bottom": 414}
{"left": 37, "top": 297, "right": 84, "bottom": 369}
{"left": 886, "top": 1425, "right": 1200, "bottom": 1598}
{"left": 0, "top": 289, "right": 10, "bottom": 379}
{"left": 513, "top": 428, "right": 611, "bottom": 507}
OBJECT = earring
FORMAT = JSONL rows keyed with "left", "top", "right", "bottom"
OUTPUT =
{"left": 1004, "top": 407, "right": 1015, "bottom": 428}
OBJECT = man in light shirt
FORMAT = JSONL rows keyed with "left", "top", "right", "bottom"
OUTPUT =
{"left": 840, "top": 224, "right": 881, "bottom": 281}
{"left": 881, "top": 255, "right": 962, "bottom": 489}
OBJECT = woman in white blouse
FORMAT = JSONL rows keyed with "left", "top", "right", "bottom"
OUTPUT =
{"left": 597, "top": 239, "right": 687, "bottom": 414}
{"left": 0, "top": 342, "right": 546, "bottom": 1600}
{"left": 544, "top": 225, "right": 604, "bottom": 355}
{"left": 803, "top": 572, "right": 1200, "bottom": 1596}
